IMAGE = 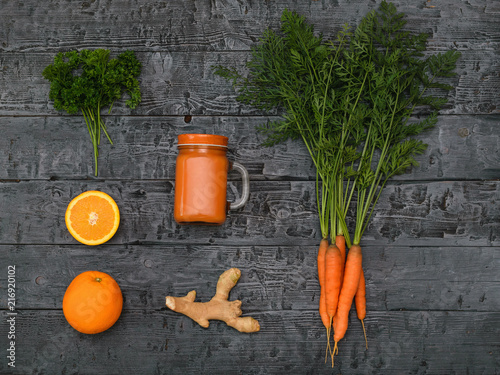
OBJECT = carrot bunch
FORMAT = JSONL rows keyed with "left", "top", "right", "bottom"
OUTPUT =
{"left": 214, "top": 1, "right": 460, "bottom": 367}
{"left": 318, "top": 236, "right": 366, "bottom": 366}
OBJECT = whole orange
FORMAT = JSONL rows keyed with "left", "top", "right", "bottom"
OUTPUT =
{"left": 63, "top": 271, "right": 123, "bottom": 334}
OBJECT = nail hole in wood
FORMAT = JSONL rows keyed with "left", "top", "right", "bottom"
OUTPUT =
{"left": 458, "top": 128, "right": 469, "bottom": 137}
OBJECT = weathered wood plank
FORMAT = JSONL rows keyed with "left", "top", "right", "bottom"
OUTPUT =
{"left": 1, "top": 244, "right": 498, "bottom": 312}
{"left": 1, "top": 0, "right": 499, "bottom": 53}
{"left": 0, "top": 309, "right": 498, "bottom": 374}
{"left": 0, "top": 180, "right": 498, "bottom": 246}
{"left": 0, "top": 49, "right": 498, "bottom": 116}
{"left": 0, "top": 115, "right": 499, "bottom": 181}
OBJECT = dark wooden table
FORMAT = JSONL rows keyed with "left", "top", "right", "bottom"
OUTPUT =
{"left": 1, "top": 1, "right": 499, "bottom": 374}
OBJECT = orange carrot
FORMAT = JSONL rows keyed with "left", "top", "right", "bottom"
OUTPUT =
{"left": 335, "top": 234, "right": 347, "bottom": 291}
{"left": 333, "top": 244, "right": 363, "bottom": 357}
{"left": 355, "top": 268, "right": 368, "bottom": 349}
{"left": 317, "top": 239, "right": 330, "bottom": 330}
{"left": 331, "top": 236, "right": 345, "bottom": 348}
{"left": 335, "top": 235, "right": 346, "bottom": 267}
{"left": 325, "top": 244, "right": 343, "bottom": 324}
{"left": 324, "top": 244, "right": 343, "bottom": 366}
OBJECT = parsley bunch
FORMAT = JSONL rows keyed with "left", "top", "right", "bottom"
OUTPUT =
{"left": 43, "top": 49, "right": 142, "bottom": 176}
{"left": 214, "top": 1, "right": 460, "bottom": 246}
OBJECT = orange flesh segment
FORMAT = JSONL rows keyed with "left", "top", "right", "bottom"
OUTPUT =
{"left": 69, "top": 196, "right": 116, "bottom": 241}
{"left": 65, "top": 191, "right": 120, "bottom": 245}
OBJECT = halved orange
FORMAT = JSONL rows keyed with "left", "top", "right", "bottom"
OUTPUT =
{"left": 65, "top": 190, "right": 120, "bottom": 245}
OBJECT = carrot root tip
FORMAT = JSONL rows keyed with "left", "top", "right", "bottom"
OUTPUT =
{"left": 361, "top": 319, "right": 368, "bottom": 350}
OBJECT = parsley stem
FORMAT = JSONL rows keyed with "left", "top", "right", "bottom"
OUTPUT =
{"left": 100, "top": 120, "right": 113, "bottom": 145}
{"left": 82, "top": 107, "right": 101, "bottom": 176}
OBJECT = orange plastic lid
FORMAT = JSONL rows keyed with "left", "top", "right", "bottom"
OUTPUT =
{"left": 177, "top": 134, "right": 228, "bottom": 147}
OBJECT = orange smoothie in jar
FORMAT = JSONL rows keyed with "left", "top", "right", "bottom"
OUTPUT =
{"left": 174, "top": 134, "right": 230, "bottom": 224}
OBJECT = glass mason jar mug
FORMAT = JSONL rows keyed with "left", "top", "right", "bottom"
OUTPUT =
{"left": 174, "top": 134, "right": 250, "bottom": 225}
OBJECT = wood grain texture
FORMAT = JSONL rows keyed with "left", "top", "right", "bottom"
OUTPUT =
{"left": 0, "top": 115, "right": 499, "bottom": 181}
{"left": 2, "top": 244, "right": 498, "bottom": 312}
{"left": 0, "top": 180, "right": 498, "bottom": 246}
{"left": 0, "top": 1, "right": 498, "bottom": 115}
{"left": 0, "top": 309, "right": 498, "bottom": 375}
{"left": 0, "top": 49, "right": 498, "bottom": 116}
{"left": 1, "top": 0, "right": 499, "bottom": 53}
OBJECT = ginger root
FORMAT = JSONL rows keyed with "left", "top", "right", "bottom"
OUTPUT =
{"left": 165, "top": 268, "right": 260, "bottom": 333}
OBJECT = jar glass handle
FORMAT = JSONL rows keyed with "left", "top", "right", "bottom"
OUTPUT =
{"left": 229, "top": 162, "right": 250, "bottom": 210}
